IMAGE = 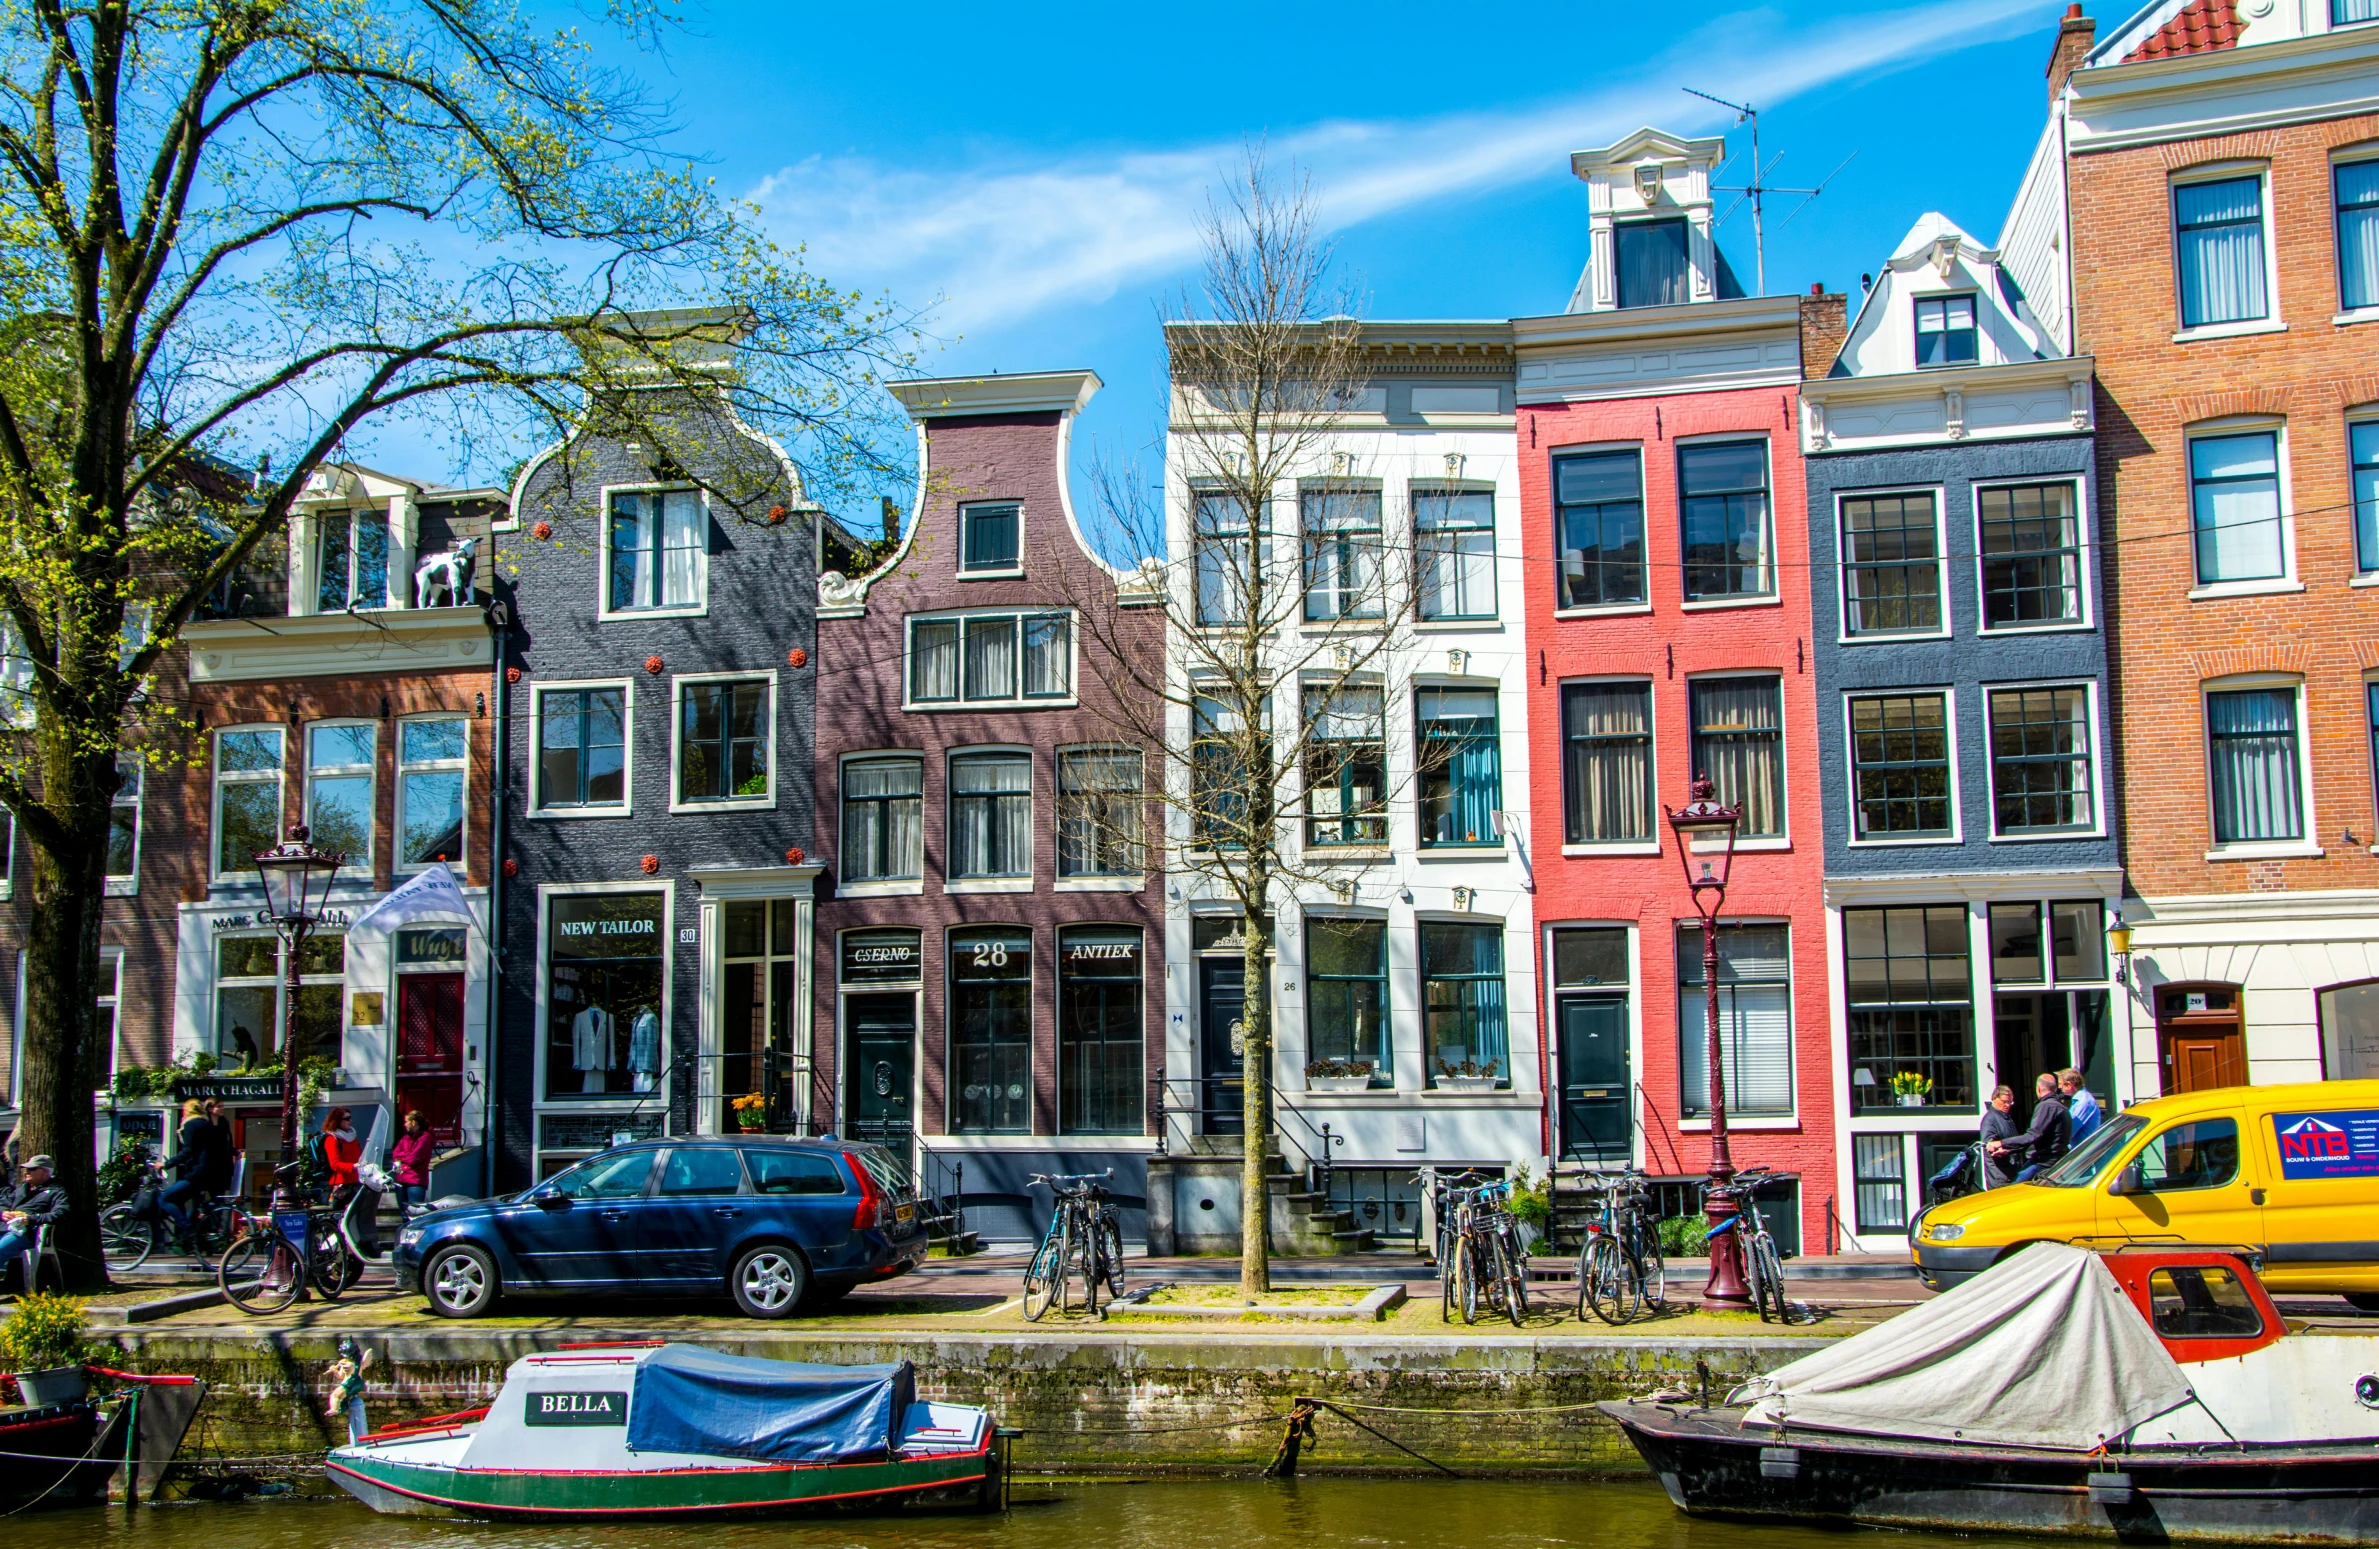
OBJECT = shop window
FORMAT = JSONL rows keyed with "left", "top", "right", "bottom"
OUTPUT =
{"left": 545, "top": 892, "right": 666, "bottom": 1100}
{"left": 1849, "top": 691, "right": 1953, "bottom": 839}
{"left": 1989, "top": 900, "right": 2113, "bottom": 1122}
{"left": 316, "top": 509, "right": 388, "bottom": 612}
{"left": 1679, "top": 922, "right": 1794, "bottom": 1117}
{"left": 678, "top": 678, "right": 771, "bottom": 804}
{"left": 1305, "top": 687, "right": 1386, "bottom": 848}
{"left": 1307, "top": 918, "right": 1388, "bottom": 1078}
{"left": 959, "top": 502, "right": 1019, "bottom": 573}
{"left": 1059, "top": 928, "right": 1142, "bottom": 1135}
{"left": 951, "top": 928, "right": 1031, "bottom": 1134}
{"left": 1678, "top": 441, "right": 1773, "bottom": 601}
{"left": 841, "top": 756, "right": 922, "bottom": 883}
{"left": 398, "top": 717, "right": 467, "bottom": 867}
{"left": 1417, "top": 688, "right": 1500, "bottom": 848}
{"left": 1057, "top": 747, "right": 1142, "bottom": 877}
{"left": 2320, "top": 979, "right": 2379, "bottom": 1081}
{"left": 949, "top": 752, "right": 1031, "bottom": 879}
{"left": 1978, "top": 482, "right": 2083, "bottom": 629}
{"left": 1414, "top": 486, "right": 1495, "bottom": 620}
{"left": 537, "top": 687, "right": 627, "bottom": 811}
{"left": 1844, "top": 905, "right": 1972, "bottom": 1113}
{"left": 1553, "top": 449, "right": 1645, "bottom": 609}
{"left": 1690, "top": 677, "right": 1784, "bottom": 838}
{"left": 213, "top": 727, "right": 283, "bottom": 879}
{"left": 306, "top": 723, "right": 375, "bottom": 871}
{"left": 1423, "top": 921, "right": 1507, "bottom": 1085}
{"left": 607, "top": 489, "right": 705, "bottom": 612}
{"left": 1562, "top": 681, "right": 1653, "bottom": 844}
{"left": 1302, "top": 485, "right": 1383, "bottom": 622}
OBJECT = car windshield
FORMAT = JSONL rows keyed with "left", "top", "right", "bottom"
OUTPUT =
{"left": 2034, "top": 1112, "right": 2146, "bottom": 1188}
{"left": 526, "top": 1149, "right": 654, "bottom": 1201}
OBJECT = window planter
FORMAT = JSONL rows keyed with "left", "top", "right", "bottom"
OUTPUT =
{"left": 1306, "top": 1074, "right": 1374, "bottom": 1094}
{"left": 1434, "top": 1074, "right": 1500, "bottom": 1093}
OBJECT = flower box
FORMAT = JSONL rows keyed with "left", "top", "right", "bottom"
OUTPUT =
{"left": 1434, "top": 1075, "right": 1500, "bottom": 1093}
{"left": 1306, "top": 1074, "right": 1373, "bottom": 1094}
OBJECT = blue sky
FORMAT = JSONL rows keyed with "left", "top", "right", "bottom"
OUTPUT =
{"left": 392, "top": 0, "right": 2085, "bottom": 536}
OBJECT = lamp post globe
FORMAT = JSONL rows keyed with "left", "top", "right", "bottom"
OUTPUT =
{"left": 1665, "top": 774, "right": 1752, "bottom": 1311}
{"left": 252, "top": 824, "right": 344, "bottom": 1211}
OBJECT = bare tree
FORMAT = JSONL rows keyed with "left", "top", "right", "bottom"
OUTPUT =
{"left": 1059, "top": 158, "right": 1445, "bottom": 1296}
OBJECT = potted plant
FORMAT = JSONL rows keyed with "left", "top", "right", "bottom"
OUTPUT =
{"left": 1304, "top": 1058, "right": 1376, "bottom": 1093}
{"left": 730, "top": 1093, "right": 769, "bottom": 1133}
{"left": 1434, "top": 1058, "right": 1501, "bottom": 1093}
{"left": 1, "top": 1294, "right": 92, "bottom": 1407}
{"left": 1505, "top": 1166, "right": 1552, "bottom": 1251}
{"left": 1891, "top": 1071, "right": 1932, "bottom": 1108}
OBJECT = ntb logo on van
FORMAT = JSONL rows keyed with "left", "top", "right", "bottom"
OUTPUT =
{"left": 2273, "top": 1111, "right": 2379, "bottom": 1180}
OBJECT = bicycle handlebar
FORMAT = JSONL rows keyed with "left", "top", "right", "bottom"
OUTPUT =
{"left": 1027, "top": 1169, "right": 1114, "bottom": 1190}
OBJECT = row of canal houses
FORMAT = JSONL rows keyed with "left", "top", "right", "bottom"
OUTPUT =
{"left": 5, "top": 0, "right": 2378, "bottom": 1257}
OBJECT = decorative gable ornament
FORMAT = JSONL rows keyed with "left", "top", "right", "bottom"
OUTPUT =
{"left": 1451, "top": 886, "right": 1475, "bottom": 912}
{"left": 1932, "top": 236, "right": 1959, "bottom": 280}
{"left": 1331, "top": 450, "right": 1355, "bottom": 477}
{"left": 1443, "top": 453, "right": 1466, "bottom": 480}
{"left": 1633, "top": 163, "right": 1663, "bottom": 204}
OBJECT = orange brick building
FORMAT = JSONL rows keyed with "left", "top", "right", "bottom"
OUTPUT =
{"left": 2002, "top": 1, "right": 2379, "bottom": 1095}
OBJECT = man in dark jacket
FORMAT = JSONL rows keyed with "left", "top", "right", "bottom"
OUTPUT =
{"left": 1991, "top": 1073, "right": 2073, "bottom": 1182}
{"left": 1977, "top": 1085, "right": 2022, "bottom": 1188}
{"left": 0, "top": 1154, "right": 67, "bottom": 1268}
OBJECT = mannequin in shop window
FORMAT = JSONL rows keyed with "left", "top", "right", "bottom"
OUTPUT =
{"left": 572, "top": 998, "right": 615, "bottom": 1093}
{"left": 629, "top": 1004, "right": 661, "bottom": 1093}
{"left": 229, "top": 1024, "right": 260, "bottom": 1070}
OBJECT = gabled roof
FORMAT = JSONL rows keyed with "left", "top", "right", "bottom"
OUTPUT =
{"left": 1568, "top": 126, "right": 1724, "bottom": 180}
{"left": 2124, "top": 0, "right": 2242, "bottom": 59}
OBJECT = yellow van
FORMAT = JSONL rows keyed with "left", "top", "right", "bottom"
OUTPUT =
{"left": 1912, "top": 1079, "right": 2379, "bottom": 1302}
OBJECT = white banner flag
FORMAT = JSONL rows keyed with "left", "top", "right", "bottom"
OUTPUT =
{"left": 348, "top": 861, "right": 478, "bottom": 937}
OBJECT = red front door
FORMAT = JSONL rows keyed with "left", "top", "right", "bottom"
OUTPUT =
{"left": 396, "top": 972, "right": 467, "bottom": 1146}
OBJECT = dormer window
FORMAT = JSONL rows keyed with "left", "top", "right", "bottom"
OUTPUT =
{"left": 960, "top": 502, "right": 1020, "bottom": 573}
{"left": 317, "top": 510, "right": 389, "bottom": 611}
{"left": 1914, "top": 295, "right": 1978, "bottom": 368}
{"left": 1615, "top": 219, "right": 1690, "bottom": 309}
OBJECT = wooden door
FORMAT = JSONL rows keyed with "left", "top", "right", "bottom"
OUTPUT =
{"left": 396, "top": 972, "right": 467, "bottom": 1144}
{"left": 2157, "top": 984, "right": 2247, "bottom": 1094}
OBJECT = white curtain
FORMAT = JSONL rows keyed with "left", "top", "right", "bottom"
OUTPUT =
{"left": 1564, "top": 684, "right": 1650, "bottom": 842}
{"left": 1691, "top": 679, "right": 1783, "bottom": 837}
{"left": 2340, "top": 160, "right": 2379, "bottom": 311}
{"left": 2175, "top": 177, "right": 2267, "bottom": 327}
{"left": 1023, "top": 615, "right": 1070, "bottom": 696}
{"left": 953, "top": 755, "right": 1029, "bottom": 876}
{"left": 660, "top": 491, "right": 703, "bottom": 605}
{"left": 2190, "top": 433, "right": 2284, "bottom": 583}
{"left": 2208, "top": 688, "right": 2302, "bottom": 843}
{"left": 910, "top": 621, "right": 958, "bottom": 700}
{"left": 843, "top": 759, "right": 921, "bottom": 880}
{"left": 964, "top": 617, "right": 1016, "bottom": 699}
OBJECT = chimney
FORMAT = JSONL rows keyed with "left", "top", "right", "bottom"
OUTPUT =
{"left": 880, "top": 494, "right": 900, "bottom": 545}
{"left": 1799, "top": 285, "right": 1848, "bottom": 381}
{"left": 2047, "top": 4, "right": 2095, "bottom": 104}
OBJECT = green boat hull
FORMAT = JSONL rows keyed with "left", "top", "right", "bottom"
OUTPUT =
{"left": 326, "top": 1445, "right": 999, "bottom": 1520}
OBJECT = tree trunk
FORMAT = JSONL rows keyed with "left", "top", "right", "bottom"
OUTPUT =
{"left": 1240, "top": 913, "right": 1271, "bottom": 1297}
{"left": 16, "top": 735, "right": 118, "bottom": 1291}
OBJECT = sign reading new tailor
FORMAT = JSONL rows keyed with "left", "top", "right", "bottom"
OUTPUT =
{"left": 525, "top": 1390, "right": 627, "bottom": 1426}
{"left": 840, "top": 928, "right": 923, "bottom": 986}
{"left": 2273, "top": 1112, "right": 2379, "bottom": 1180}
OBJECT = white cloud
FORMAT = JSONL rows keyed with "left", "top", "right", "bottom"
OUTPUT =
{"left": 749, "top": 0, "right": 2046, "bottom": 332}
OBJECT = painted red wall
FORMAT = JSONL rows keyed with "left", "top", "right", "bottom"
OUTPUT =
{"left": 1520, "top": 382, "right": 1837, "bottom": 1249}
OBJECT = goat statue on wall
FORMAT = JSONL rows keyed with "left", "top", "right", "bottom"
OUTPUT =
{"left": 415, "top": 537, "right": 478, "bottom": 608}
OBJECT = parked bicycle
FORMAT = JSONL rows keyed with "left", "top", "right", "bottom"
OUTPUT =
{"left": 1702, "top": 1165, "right": 1806, "bottom": 1325}
{"left": 1428, "top": 1172, "right": 1528, "bottom": 1327}
{"left": 1021, "top": 1170, "right": 1125, "bottom": 1321}
{"left": 217, "top": 1163, "right": 359, "bottom": 1314}
{"left": 101, "top": 1183, "right": 255, "bottom": 1271}
{"left": 1577, "top": 1169, "right": 1666, "bottom": 1325}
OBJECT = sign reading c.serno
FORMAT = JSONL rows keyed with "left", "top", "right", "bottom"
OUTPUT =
{"left": 524, "top": 1390, "right": 627, "bottom": 1426}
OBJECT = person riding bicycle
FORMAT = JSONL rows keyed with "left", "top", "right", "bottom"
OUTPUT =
{"left": 154, "top": 1098, "right": 214, "bottom": 1253}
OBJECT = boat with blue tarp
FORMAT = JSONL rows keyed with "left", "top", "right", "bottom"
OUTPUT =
{"left": 325, "top": 1342, "right": 1003, "bottom": 1519}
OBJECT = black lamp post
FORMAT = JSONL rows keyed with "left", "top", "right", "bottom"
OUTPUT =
{"left": 1666, "top": 772, "right": 1751, "bottom": 1311}
{"left": 254, "top": 823, "right": 343, "bottom": 1211}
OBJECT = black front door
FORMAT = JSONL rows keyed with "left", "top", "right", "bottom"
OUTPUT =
{"left": 1558, "top": 995, "right": 1630, "bottom": 1163}
{"left": 1199, "top": 959, "right": 1246, "bottom": 1136}
{"left": 847, "top": 993, "right": 916, "bottom": 1149}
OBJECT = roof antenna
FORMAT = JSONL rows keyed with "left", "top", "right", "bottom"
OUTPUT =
{"left": 1683, "top": 89, "right": 1848, "bottom": 298}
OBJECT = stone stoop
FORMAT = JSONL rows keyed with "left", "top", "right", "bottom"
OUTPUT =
{"left": 1265, "top": 1156, "right": 1376, "bottom": 1257}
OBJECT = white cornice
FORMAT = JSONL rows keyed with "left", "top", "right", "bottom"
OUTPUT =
{"left": 1800, "top": 357, "right": 2096, "bottom": 454}
{"left": 887, "top": 370, "right": 1101, "bottom": 419}
{"left": 1803, "top": 355, "right": 2096, "bottom": 406}
{"left": 2069, "top": 28, "right": 2379, "bottom": 152}
{"left": 184, "top": 607, "right": 492, "bottom": 682}
{"left": 1512, "top": 293, "right": 1803, "bottom": 352}
{"left": 2131, "top": 887, "right": 2379, "bottom": 924}
{"left": 685, "top": 863, "right": 823, "bottom": 900}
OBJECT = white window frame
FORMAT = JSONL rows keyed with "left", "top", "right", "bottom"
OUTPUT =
{"left": 2347, "top": 407, "right": 2379, "bottom": 582}
{"left": 1676, "top": 914, "right": 1799, "bottom": 1127}
{"left": 2170, "top": 162, "right": 2284, "bottom": 343}
{"left": 1684, "top": 671, "right": 1791, "bottom": 850}
{"left": 97, "top": 949, "right": 124, "bottom": 1086}
{"left": 2183, "top": 417, "right": 2299, "bottom": 599}
{"left": 945, "top": 744, "right": 1035, "bottom": 893}
{"left": 531, "top": 881, "right": 674, "bottom": 1114}
{"left": 1410, "top": 481, "right": 1499, "bottom": 624}
{"left": 213, "top": 724, "right": 285, "bottom": 881}
{"left": 1557, "top": 675, "right": 1662, "bottom": 857}
{"left": 305, "top": 718, "right": 378, "bottom": 875}
{"left": 1835, "top": 484, "right": 1951, "bottom": 645}
{"left": 1674, "top": 432, "right": 1779, "bottom": 611}
{"left": 395, "top": 712, "right": 470, "bottom": 873}
{"left": 596, "top": 482, "right": 710, "bottom": 621}
{"left": 2201, "top": 673, "right": 2322, "bottom": 861}
{"left": 956, "top": 500, "right": 1025, "bottom": 578}
{"left": 530, "top": 678, "right": 635, "bottom": 818}
{"left": 311, "top": 505, "right": 393, "bottom": 614}
{"left": 1971, "top": 476, "right": 2093, "bottom": 634}
{"left": 1981, "top": 678, "right": 2107, "bottom": 843}
{"left": 668, "top": 668, "right": 780, "bottom": 814}
{"left": 1912, "top": 291, "right": 1981, "bottom": 369}
{"left": 2333, "top": 146, "right": 2379, "bottom": 324}
{"left": 1054, "top": 743, "right": 1146, "bottom": 889}
{"left": 1842, "top": 685, "right": 1964, "bottom": 848}
{"left": 902, "top": 608, "right": 1079, "bottom": 711}
{"left": 837, "top": 748, "right": 926, "bottom": 896}
{"left": 0, "top": 812, "right": 14, "bottom": 902}
{"left": 106, "top": 753, "right": 141, "bottom": 895}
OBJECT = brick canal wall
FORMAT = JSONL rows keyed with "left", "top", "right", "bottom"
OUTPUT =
{"left": 109, "top": 1326, "right": 1828, "bottom": 1477}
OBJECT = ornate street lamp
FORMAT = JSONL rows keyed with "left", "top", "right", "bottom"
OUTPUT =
{"left": 254, "top": 823, "right": 344, "bottom": 1212}
{"left": 1666, "top": 773, "right": 1751, "bottom": 1311}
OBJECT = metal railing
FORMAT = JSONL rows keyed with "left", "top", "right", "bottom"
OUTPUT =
{"left": 1149, "top": 1074, "right": 1341, "bottom": 1200}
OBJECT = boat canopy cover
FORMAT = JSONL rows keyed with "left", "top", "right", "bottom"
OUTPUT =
{"left": 625, "top": 1345, "right": 915, "bottom": 1464}
{"left": 1736, "top": 1244, "right": 2194, "bottom": 1450}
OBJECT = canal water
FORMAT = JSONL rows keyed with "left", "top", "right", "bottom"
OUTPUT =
{"left": 15, "top": 1478, "right": 2067, "bottom": 1549}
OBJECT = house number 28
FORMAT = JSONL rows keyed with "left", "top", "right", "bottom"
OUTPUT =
{"left": 972, "top": 941, "right": 1010, "bottom": 969}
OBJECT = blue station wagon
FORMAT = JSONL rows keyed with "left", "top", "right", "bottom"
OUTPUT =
{"left": 394, "top": 1138, "right": 927, "bottom": 1318}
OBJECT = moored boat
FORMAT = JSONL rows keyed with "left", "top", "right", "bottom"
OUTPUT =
{"left": 1607, "top": 1243, "right": 2379, "bottom": 1543}
{"left": 326, "top": 1342, "right": 1003, "bottom": 1520}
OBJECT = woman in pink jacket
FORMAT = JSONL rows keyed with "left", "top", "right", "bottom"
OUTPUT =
{"left": 389, "top": 1111, "right": 435, "bottom": 1210}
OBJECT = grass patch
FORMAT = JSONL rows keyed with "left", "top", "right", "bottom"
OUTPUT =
{"left": 1143, "top": 1284, "right": 1374, "bottom": 1308}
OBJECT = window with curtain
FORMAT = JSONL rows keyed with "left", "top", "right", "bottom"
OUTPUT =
{"left": 1307, "top": 918, "right": 1388, "bottom": 1076}
{"left": 2341, "top": 0, "right": 2379, "bottom": 22}
{"left": 316, "top": 510, "right": 389, "bottom": 612}
{"left": 1022, "top": 614, "right": 1071, "bottom": 698}
{"left": 538, "top": 687, "right": 626, "bottom": 809}
{"left": 1553, "top": 449, "right": 1646, "bottom": 609}
{"left": 1841, "top": 491, "right": 1942, "bottom": 636}
{"left": 1988, "top": 687, "right": 2094, "bottom": 835}
{"left": 949, "top": 752, "right": 1032, "bottom": 877}
{"left": 1914, "top": 295, "right": 1978, "bottom": 367}
{"left": 1615, "top": 219, "right": 1689, "bottom": 308}
{"left": 1301, "top": 485, "right": 1383, "bottom": 622}
{"left": 1844, "top": 905, "right": 1973, "bottom": 1112}
{"left": 1417, "top": 687, "right": 1501, "bottom": 847}
{"left": 608, "top": 490, "right": 705, "bottom": 610}
{"left": 2189, "top": 431, "right": 2285, "bottom": 584}
{"left": 398, "top": 717, "right": 468, "bottom": 866}
{"left": 1057, "top": 747, "right": 1142, "bottom": 877}
{"left": 2352, "top": 423, "right": 2379, "bottom": 574}
{"left": 1679, "top": 441, "right": 1773, "bottom": 600}
{"left": 1853, "top": 1134, "right": 1909, "bottom": 1233}
{"left": 1562, "top": 681, "right": 1652, "bottom": 844}
{"left": 1678, "top": 922, "right": 1793, "bottom": 1116}
{"left": 307, "top": 722, "right": 375, "bottom": 869}
{"left": 679, "top": 680, "right": 770, "bottom": 801}
{"left": 1423, "top": 921, "right": 1507, "bottom": 1082}
{"left": 1979, "top": 482, "right": 2083, "bottom": 628}
{"left": 960, "top": 503, "right": 1020, "bottom": 571}
{"left": 2207, "top": 687, "right": 2303, "bottom": 843}
{"left": 2174, "top": 176, "right": 2268, "bottom": 328}
{"left": 1195, "top": 492, "right": 1253, "bottom": 626}
{"left": 909, "top": 618, "right": 958, "bottom": 702}
{"left": 1850, "top": 692, "right": 1953, "bottom": 839}
{"left": 963, "top": 615, "right": 1016, "bottom": 700}
{"left": 841, "top": 756, "right": 922, "bottom": 882}
{"left": 2338, "top": 160, "right": 2379, "bottom": 311}
{"left": 1688, "top": 677, "right": 1783, "bottom": 838}
{"left": 1414, "top": 487, "right": 1495, "bottom": 620}
{"left": 906, "top": 612, "right": 1070, "bottom": 704}
{"left": 107, "top": 752, "right": 141, "bottom": 882}
{"left": 1305, "top": 686, "right": 1386, "bottom": 847}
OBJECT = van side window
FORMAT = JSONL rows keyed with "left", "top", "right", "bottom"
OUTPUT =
{"left": 742, "top": 1149, "right": 847, "bottom": 1196}
{"left": 2134, "top": 1118, "right": 2240, "bottom": 1192}
{"left": 2146, "top": 1265, "right": 2262, "bottom": 1339}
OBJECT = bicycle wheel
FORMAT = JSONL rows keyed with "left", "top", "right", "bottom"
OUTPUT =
{"left": 219, "top": 1234, "right": 302, "bottom": 1315}
{"left": 1631, "top": 1218, "right": 1667, "bottom": 1313}
{"left": 1021, "top": 1218, "right": 1068, "bottom": 1322}
{"left": 1582, "top": 1235, "right": 1638, "bottom": 1325}
{"left": 101, "top": 1204, "right": 156, "bottom": 1272}
{"left": 1438, "top": 1232, "right": 1458, "bottom": 1323}
{"left": 1067, "top": 1211, "right": 1101, "bottom": 1317}
{"left": 306, "top": 1222, "right": 352, "bottom": 1300}
{"left": 1099, "top": 1212, "right": 1126, "bottom": 1298}
{"left": 1457, "top": 1240, "right": 1481, "bottom": 1325}
{"left": 1498, "top": 1230, "right": 1528, "bottom": 1326}
{"left": 1754, "top": 1233, "right": 1802, "bottom": 1325}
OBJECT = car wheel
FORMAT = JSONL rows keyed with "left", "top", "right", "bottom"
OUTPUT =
{"left": 424, "top": 1243, "right": 499, "bottom": 1319}
{"left": 731, "top": 1244, "right": 809, "bottom": 1319}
